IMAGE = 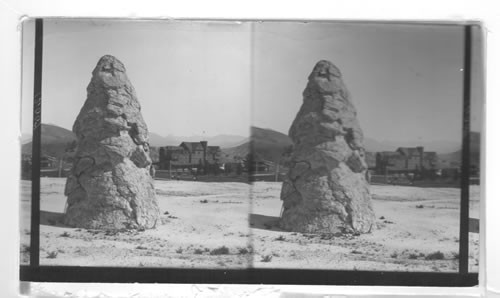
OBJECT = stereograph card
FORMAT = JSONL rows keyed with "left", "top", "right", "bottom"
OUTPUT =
{"left": 18, "top": 18, "right": 484, "bottom": 289}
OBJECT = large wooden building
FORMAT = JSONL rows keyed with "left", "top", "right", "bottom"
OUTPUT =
{"left": 374, "top": 146, "right": 438, "bottom": 174}
{"left": 158, "top": 141, "right": 221, "bottom": 170}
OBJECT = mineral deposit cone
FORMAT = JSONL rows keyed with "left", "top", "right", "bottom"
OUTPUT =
{"left": 279, "top": 60, "right": 375, "bottom": 234}
{"left": 64, "top": 55, "right": 160, "bottom": 230}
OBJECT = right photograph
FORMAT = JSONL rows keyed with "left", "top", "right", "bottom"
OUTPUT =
{"left": 249, "top": 22, "right": 483, "bottom": 272}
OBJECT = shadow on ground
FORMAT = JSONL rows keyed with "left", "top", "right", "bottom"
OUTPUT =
{"left": 249, "top": 213, "right": 283, "bottom": 231}
{"left": 40, "top": 210, "right": 67, "bottom": 227}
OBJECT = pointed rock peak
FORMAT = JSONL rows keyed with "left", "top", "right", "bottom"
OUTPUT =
{"left": 91, "top": 55, "right": 129, "bottom": 88}
{"left": 308, "top": 60, "right": 342, "bottom": 80}
{"left": 95, "top": 55, "right": 126, "bottom": 73}
{"left": 65, "top": 55, "right": 159, "bottom": 230}
{"left": 280, "top": 61, "right": 375, "bottom": 234}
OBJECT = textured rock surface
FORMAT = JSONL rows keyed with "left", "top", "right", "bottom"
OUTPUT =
{"left": 279, "top": 60, "right": 375, "bottom": 234}
{"left": 64, "top": 55, "right": 160, "bottom": 230}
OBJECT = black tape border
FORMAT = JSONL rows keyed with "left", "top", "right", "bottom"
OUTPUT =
{"left": 21, "top": 19, "right": 478, "bottom": 286}
{"left": 29, "top": 18, "right": 43, "bottom": 267}
{"left": 19, "top": 266, "right": 478, "bottom": 286}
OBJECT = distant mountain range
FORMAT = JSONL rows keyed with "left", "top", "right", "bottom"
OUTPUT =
{"left": 220, "top": 127, "right": 292, "bottom": 162}
{"left": 149, "top": 132, "right": 248, "bottom": 148}
{"left": 436, "top": 132, "right": 481, "bottom": 167}
{"left": 21, "top": 124, "right": 248, "bottom": 160}
{"left": 21, "top": 123, "right": 480, "bottom": 168}
{"left": 220, "top": 126, "right": 477, "bottom": 164}
{"left": 21, "top": 124, "right": 76, "bottom": 146}
{"left": 21, "top": 124, "right": 77, "bottom": 158}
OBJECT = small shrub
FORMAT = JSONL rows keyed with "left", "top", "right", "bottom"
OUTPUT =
{"left": 416, "top": 205, "right": 424, "bottom": 209}
{"left": 238, "top": 247, "right": 249, "bottom": 255}
{"left": 46, "top": 251, "right": 58, "bottom": 259}
{"left": 379, "top": 216, "right": 385, "bottom": 220}
{"left": 425, "top": 251, "right": 445, "bottom": 260}
{"left": 210, "top": 246, "right": 230, "bottom": 255}
{"left": 390, "top": 252, "right": 398, "bottom": 258}
{"left": 60, "top": 231, "right": 70, "bottom": 237}
{"left": 275, "top": 235, "right": 285, "bottom": 241}
{"left": 351, "top": 250, "right": 362, "bottom": 254}
{"left": 194, "top": 248, "right": 204, "bottom": 254}
{"left": 200, "top": 199, "right": 208, "bottom": 203}
{"left": 176, "top": 248, "right": 183, "bottom": 254}
{"left": 136, "top": 245, "right": 147, "bottom": 250}
{"left": 408, "top": 253, "right": 418, "bottom": 259}
{"left": 261, "top": 255, "right": 273, "bottom": 262}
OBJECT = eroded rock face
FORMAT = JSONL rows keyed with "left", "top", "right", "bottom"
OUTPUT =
{"left": 279, "top": 60, "right": 375, "bottom": 234}
{"left": 64, "top": 55, "right": 160, "bottom": 230}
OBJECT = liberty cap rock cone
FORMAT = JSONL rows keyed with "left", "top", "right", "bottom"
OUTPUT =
{"left": 279, "top": 60, "right": 375, "bottom": 234}
{"left": 64, "top": 55, "right": 160, "bottom": 230}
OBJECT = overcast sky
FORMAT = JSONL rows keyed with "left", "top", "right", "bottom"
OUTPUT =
{"left": 251, "top": 22, "right": 483, "bottom": 143}
{"left": 22, "top": 20, "right": 483, "bottom": 142}
{"left": 22, "top": 19, "right": 252, "bottom": 137}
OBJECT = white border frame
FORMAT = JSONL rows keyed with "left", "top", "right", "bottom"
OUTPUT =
{"left": 1, "top": 1, "right": 498, "bottom": 297}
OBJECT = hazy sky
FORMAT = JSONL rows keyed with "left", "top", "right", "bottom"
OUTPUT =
{"left": 22, "top": 19, "right": 252, "bottom": 137}
{"left": 21, "top": 20, "right": 483, "bottom": 142}
{"left": 251, "top": 22, "right": 481, "bottom": 143}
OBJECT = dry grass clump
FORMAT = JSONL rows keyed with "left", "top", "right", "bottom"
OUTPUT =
{"left": 261, "top": 255, "right": 272, "bottom": 262}
{"left": 46, "top": 251, "right": 58, "bottom": 259}
{"left": 425, "top": 251, "right": 445, "bottom": 260}
{"left": 210, "top": 246, "right": 230, "bottom": 255}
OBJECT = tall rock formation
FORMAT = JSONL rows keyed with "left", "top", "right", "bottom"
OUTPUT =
{"left": 279, "top": 60, "right": 375, "bottom": 234}
{"left": 64, "top": 55, "right": 160, "bottom": 230}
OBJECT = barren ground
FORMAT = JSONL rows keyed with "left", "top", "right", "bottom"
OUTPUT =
{"left": 20, "top": 178, "right": 251, "bottom": 268}
{"left": 250, "top": 182, "right": 480, "bottom": 272}
{"left": 19, "top": 178, "right": 479, "bottom": 272}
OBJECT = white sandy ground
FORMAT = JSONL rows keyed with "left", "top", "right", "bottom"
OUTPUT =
{"left": 250, "top": 182, "right": 480, "bottom": 272}
{"left": 19, "top": 178, "right": 479, "bottom": 272}
{"left": 20, "top": 178, "right": 252, "bottom": 268}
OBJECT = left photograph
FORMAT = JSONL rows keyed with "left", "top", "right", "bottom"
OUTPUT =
{"left": 20, "top": 19, "right": 252, "bottom": 268}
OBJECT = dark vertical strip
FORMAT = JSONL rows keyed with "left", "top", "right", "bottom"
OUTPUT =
{"left": 30, "top": 18, "right": 43, "bottom": 267}
{"left": 248, "top": 22, "right": 255, "bottom": 269}
{"left": 459, "top": 25, "right": 472, "bottom": 274}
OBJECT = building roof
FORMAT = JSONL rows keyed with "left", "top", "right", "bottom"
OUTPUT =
{"left": 397, "top": 147, "right": 423, "bottom": 157}
{"left": 164, "top": 141, "right": 221, "bottom": 153}
{"left": 180, "top": 142, "right": 207, "bottom": 152}
{"left": 164, "top": 146, "right": 184, "bottom": 151}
